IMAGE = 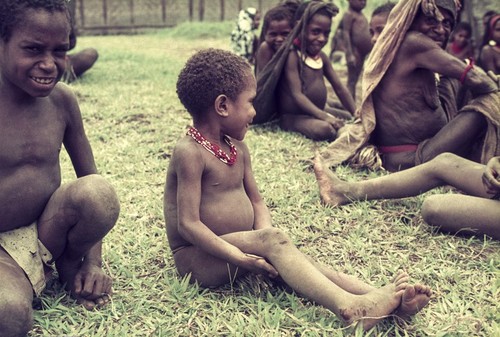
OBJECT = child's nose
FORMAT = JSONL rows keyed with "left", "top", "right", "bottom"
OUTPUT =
{"left": 38, "top": 54, "right": 57, "bottom": 71}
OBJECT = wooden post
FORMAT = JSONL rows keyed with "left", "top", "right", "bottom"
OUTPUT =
{"left": 189, "top": 0, "right": 194, "bottom": 21}
{"left": 78, "top": 0, "right": 85, "bottom": 29}
{"left": 238, "top": 0, "right": 243, "bottom": 12}
{"left": 102, "top": 0, "right": 108, "bottom": 25}
{"left": 220, "top": 0, "right": 225, "bottom": 21}
{"left": 199, "top": 0, "right": 205, "bottom": 22}
{"left": 161, "top": 0, "right": 167, "bottom": 25}
{"left": 129, "top": 0, "right": 135, "bottom": 25}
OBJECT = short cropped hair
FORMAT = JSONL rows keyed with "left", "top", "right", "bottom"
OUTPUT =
{"left": 0, "top": 0, "right": 70, "bottom": 42}
{"left": 453, "top": 22, "right": 472, "bottom": 36}
{"left": 176, "top": 48, "right": 252, "bottom": 118}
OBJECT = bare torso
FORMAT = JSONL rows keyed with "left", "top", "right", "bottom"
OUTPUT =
{"left": 278, "top": 50, "right": 327, "bottom": 115}
{"left": 347, "top": 11, "right": 372, "bottom": 58}
{"left": 371, "top": 32, "right": 448, "bottom": 146}
{"left": 165, "top": 137, "right": 255, "bottom": 251}
{"left": 0, "top": 93, "right": 66, "bottom": 231}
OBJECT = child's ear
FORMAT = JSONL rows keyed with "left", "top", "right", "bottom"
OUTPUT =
{"left": 215, "top": 94, "right": 230, "bottom": 117}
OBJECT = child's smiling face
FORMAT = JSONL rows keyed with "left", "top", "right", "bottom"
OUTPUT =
{"left": 265, "top": 19, "right": 292, "bottom": 52}
{"left": 304, "top": 14, "right": 331, "bottom": 57}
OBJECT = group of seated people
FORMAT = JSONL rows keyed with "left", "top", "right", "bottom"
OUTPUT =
{"left": 1, "top": 0, "right": 497, "bottom": 335}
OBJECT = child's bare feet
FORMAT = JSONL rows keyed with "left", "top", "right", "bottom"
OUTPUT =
{"left": 313, "top": 153, "right": 351, "bottom": 206}
{"left": 339, "top": 272, "right": 409, "bottom": 330}
{"left": 56, "top": 255, "right": 112, "bottom": 310}
{"left": 395, "top": 284, "right": 432, "bottom": 320}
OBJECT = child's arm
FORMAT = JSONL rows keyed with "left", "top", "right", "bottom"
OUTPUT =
{"left": 323, "top": 55, "right": 356, "bottom": 115}
{"left": 255, "top": 42, "right": 274, "bottom": 76}
{"left": 282, "top": 51, "right": 341, "bottom": 126}
{"left": 240, "top": 142, "right": 272, "bottom": 230}
{"left": 174, "top": 143, "right": 277, "bottom": 277}
{"left": 59, "top": 84, "right": 98, "bottom": 176}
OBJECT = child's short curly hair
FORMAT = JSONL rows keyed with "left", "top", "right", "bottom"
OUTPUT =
{"left": 176, "top": 48, "right": 252, "bottom": 118}
{"left": 0, "top": 0, "right": 70, "bottom": 42}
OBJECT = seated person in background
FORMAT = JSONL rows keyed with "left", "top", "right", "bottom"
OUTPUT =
{"left": 317, "top": 0, "right": 498, "bottom": 172}
{"left": 62, "top": 1, "right": 99, "bottom": 83}
{"left": 478, "top": 14, "right": 500, "bottom": 74}
{"left": 277, "top": 2, "right": 356, "bottom": 141}
{"left": 446, "top": 22, "right": 474, "bottom": 61}
{"left": 255, "top": 5, "right": 294, "bottom": 75}
{"left": 62, "top": 26, "right": 99, "bottom": 83}
{"left": 230, "top": 7, "right": 261, "bottom": 65}
{"left": 165, "top": 47, "right": 432, "bottom": 332}
{"left": 313, "top": 153, "right": 500, "bottom": 240}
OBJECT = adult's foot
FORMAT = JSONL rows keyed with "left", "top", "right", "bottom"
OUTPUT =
{"left": 313, "top": 153, "right": 351, "bottom": 206}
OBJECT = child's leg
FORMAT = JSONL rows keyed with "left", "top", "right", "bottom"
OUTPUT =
{"left": 422, "top": 195, "right": 500, "bottom": 239}
{"left": 280, "top": 115, "right": 337, "bottom": 141}
{"left": 175, "top": 228, "right": 428, "bottom": 329}
{"left": 314, "top": 152, "right": 488, "bottom": 206}
{"left": 0, "top": 249, "right": 34, "bottom": 336}
{"left": 37, "top": 175, "right": 119, "bottom": 307}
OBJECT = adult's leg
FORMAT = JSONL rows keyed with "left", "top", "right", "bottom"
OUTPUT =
{"left": 280, "top": 114, "right": 337, "bottom": 141}
{"left": 415, "top": 111, "right": 486, "bottom": 165}
{"left": 37, "top": 175, "right": 119, "bottom": 307}
{"left": 314, "top": 153, "right": 488, "bottom": 206}
{"left": 0, "top": 249, "right": 34, "bottom": 337}
{"left": 175, "top": 227, "right": 424, "bottom": 330}
{"left": 422, "top": 195, "right": 500, "bottom": 239}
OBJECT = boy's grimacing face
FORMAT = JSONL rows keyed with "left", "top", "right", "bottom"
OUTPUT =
{"left": 305, "top": 14, "right": 331, "bottom": 57}
{"left": 226, "top": 73, "right": 256, "bottom": 141}
{"left": 0, "top": 8, "right": 70, "bottom": 97}
{"left": 265, "top": 19, "right": 292, "bottom": 52}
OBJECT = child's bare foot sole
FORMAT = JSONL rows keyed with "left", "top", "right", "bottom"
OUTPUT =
{"left": 395, "top": 284, "right": 432, "bottom": 320}
{"left": 340, "top": 272, "right": 409, "bottom": 330}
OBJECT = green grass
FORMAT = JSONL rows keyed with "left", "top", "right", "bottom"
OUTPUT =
{"left": 30, "top": 22, "right": 499, "bottom": 337}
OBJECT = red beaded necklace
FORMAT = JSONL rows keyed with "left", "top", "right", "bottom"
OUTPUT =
{"left": 187, "top": 127, "right": 237, "bottom": 165}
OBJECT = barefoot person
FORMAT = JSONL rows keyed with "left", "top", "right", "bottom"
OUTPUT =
{"left": 164, "top": 48, "right": 431, "bottom": 331}
{"left": 314, "top": 153, "right": 500, "bottom": 240}
{"left": 317, "top": 0, "right": 499, "bottom": 172}
{"left": 0, "top": 1, "right": 119, "bottom": 335}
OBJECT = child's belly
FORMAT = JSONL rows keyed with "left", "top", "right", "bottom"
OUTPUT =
{"left": 200, "top": 190, "right": 255, "bottom": 235}
{"left": 303, "top": 76, "right": 327, "bottom": 109}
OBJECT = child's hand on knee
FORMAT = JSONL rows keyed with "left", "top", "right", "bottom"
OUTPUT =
{"left": 244, "top": 253, "right": 279, "bottom": 278}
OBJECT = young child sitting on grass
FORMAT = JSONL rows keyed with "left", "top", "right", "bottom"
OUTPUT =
{"left": 277, "top": 1, "right": 356, "bottom": 141}
{"left": 313, "top": 153, "right": 500, "bottom": 240}
{"left": 0, "top": 0, "right": 120, "bottom": 335}
{"left": 164, "top": 48, "right": 432, "bottom": 331}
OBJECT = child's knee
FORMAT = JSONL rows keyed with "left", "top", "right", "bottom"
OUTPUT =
{"left": 258, "top": 228, "right": 291, "bottom": 247}
{"left": 73, "top": 175, "right": 120, "bottom": 228}
{"left": 0, "top": 292, "right": 33, "bottom": 336}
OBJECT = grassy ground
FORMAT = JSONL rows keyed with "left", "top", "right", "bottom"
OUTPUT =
{"left": 30, "top": 21, "right": 499, "bottom": 337}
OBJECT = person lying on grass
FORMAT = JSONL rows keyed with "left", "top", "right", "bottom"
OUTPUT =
{"left": 164, "top": 48, "right": 432, "bottom": 331}
{"left": 0, "top": 0, "right": 120, "bottom": 336}
{"left": 313, "top": 152, "right": 500, "bottom": 240}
